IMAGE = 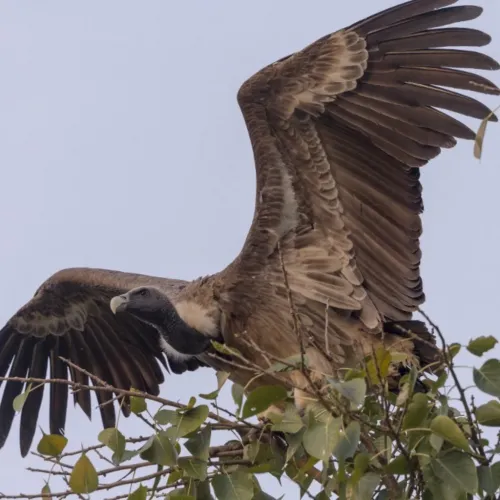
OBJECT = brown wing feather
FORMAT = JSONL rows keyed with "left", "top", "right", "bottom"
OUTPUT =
{"left": 219, "top": 0, "right": 498, "bottom": 384}
{"left": 0, "top": 267, "right": 201, "bottom": 456}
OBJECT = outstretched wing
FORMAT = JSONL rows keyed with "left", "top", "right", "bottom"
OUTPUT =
{"left": 0, "top": 267, "right": 198, "bottom": 456}
{"left": 219, "top": 0, "right": 499, "bottom": 371}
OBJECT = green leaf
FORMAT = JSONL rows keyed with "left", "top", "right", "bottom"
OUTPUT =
{"left": 474, "top": 104, "right": 500, "bottom": 160}
{"left": 476, "top": 400, "right": 500, "bottom": 426}
{"left": 41, "top": 484, "right": 52, "bottom": 499}
{"left": 423, "top": 463, "right": 450, "bottom": 500}
{"left": 269, "top": 354, "right": 309, "bottom": 373}
{"left": 432, "top": 372, "right": 448, "bottom": 393}
{"left": 467, "top": 336, "right": 498, "bottom": 357}
{"left": 241, "top": 385, "right": 288, "bottom": 419}
{"left": 285, "top": 427, "right": 305, "bottom": 463}
{"left": 216, "top": 370, "right": 230, "bottom": 389}
{"left": 119, "top": 449, "right": 140, "bottom": 463}
{"left": 344, "top": 368, "right": 366, "bottom": 382}
{"left": 269, "top": 403, "right": 304, "bottom": 434}
{"left": 69, "top": 453, "right": 98, "bottom": 494}
{"left": 196, "top": 480, "right": 214, "bottom": 500}
{"left": 448, "top": 343, "right": 461, "bottom": 359}
{"left": 431, "top": 451, "right": 478, "bottom": 495}
{"left": 385, "top": 455, "right": 411, "bottom": 475}
{"left": 98, "top": 428, "right": 126, "bottom": 461}
{"left": 231, "top": 383, "right": 244, "bottom": 415}
{"left": 154, "top": 409, "right": 178, "bottom": 425}
{"left": 366, "top": 348, "right": 391, "bottom": 384}
{"left": 37, "top": 434, "right": 68, "bottom": 457}
{"left": 285, "top": 459, "right": 315, "bottom": 496}
{"left": 351, "top": 452, "right": 370, "bottom": 485}
{"left": 402, "top": 393, "right": 429, "bottom": 430}
{"left": 244, "top": 441, "right": 284, "bottom": 474}
{"left": 184, "top": 424, "right": 211, "bottom": 461}
{"left": 356, "top": 473, "right": 380, "bottom": 500}
{"left": 430, "top": 415, "right": 470, "bottom": 452}
{"left": 199, "top": 372, "right": 229, "bottom": 400}
{"left": 429, "top": 433, "right": 444, "bottom": 453}
{"left": 395, "top": 382, "right": 411, "bottom": 407}
{"left": 478, "top": 462, "right": 500, "bottom": 496}
{"left": 13, "top": 383, "right": 32, "bottom": 412}
{"left": 167, "top": 469, "right": 183, "bottom": 485}
{"left": 198, "top": 389, "right": 219, "bottom": 400}
{"left": 130, "top": 389, "right": 147, "bottom": 414}
{"left": 333, "top": 421, "right": 361, "bottom": 461}
{"left": 139, "top": 432, "right": 177, "bottom": 466}
{"left": 211, "top": 340, "right": 242, "bottom": 357}
{"left": 178, "top": 457, "right": 208, "bottom": 481}
{"left": 473, "top": 359, "right": 500, "bottom": 398}
{"left": 128, "top": 484, "right": 148, "bottom": 500}
{"left": 303, "top": 411, "right": 340, "bottom": 461}
{"left": 390, "top": 351, "right": 411, "bottom": 364}
{"left": 168, "top": 405, "right": 209, "bottom": 439}
{"left": 212, "top": 471, "right": 254, "bottom": 500}
{"left": 329, "top": 378, "right": 366, "bottom": 407}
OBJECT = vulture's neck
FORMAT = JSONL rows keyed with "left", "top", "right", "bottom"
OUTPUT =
{"left": 162, "top": 308, "right": 214, "bottom": 356}
{"left": 140, "top": 306, "right": 215, "bottom": 357}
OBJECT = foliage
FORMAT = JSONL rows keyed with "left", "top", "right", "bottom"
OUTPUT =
{"left": 3, "top": 318, "right": 500, "bottom": 500}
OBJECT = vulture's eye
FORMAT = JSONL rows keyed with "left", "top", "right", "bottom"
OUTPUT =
{"left": 139, "top": 289, "right": 149, "bottom": 297}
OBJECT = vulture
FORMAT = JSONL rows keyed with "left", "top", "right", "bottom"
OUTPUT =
{"left": 1, "top": 0, "right": 499, "bottom": 457}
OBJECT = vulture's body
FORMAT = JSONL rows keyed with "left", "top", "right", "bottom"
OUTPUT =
{"left": 1, "top": 0, "right": 499, "bottom": 456}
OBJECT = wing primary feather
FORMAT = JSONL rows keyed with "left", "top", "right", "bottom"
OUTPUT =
{"left": 365, "top": 6, "right": 483, "bottom": 45}
{"left": 363, "top": 66, "right": 500, "bottom": 96}
{"left": 376, "top": 28, "right": 492, "bottom": 52}
{"left": 90, "top": 317, "right": 150, "bottom": 416}
{"left": 338, "top": 93, "right": 476, "bottom": 139}
{"left": 88, "top": 320, "right": 131, "bottom": 391}
{"left": 111, "top": 312, "right": 168, "bottom": 368}
{"left": 383, "top": 49, "right": 500, "bottom": 70}
{"left": 91, "top": 318, "right": 147, "bottom": 393}
{"left": 335, "top": 97, "right": 456, "bottom": 147}
{"left": 347, "top": 0, "right": 459, "bottom": 36}
{"left": 65, "top": 334, "right": 92, "bottom": 420}
{"left": 49, "top": 337, "right": 69, "bottom": 436}
{"left": 0, "top": 328, "right": 21, "bottom": 385}
{"left": 122, "top": 317, "right": 168, "bottom": 375}
{"left": 331, "top": 105, "right": 441, "bottom": 162}
{"left": 72, "top": 328, "right": 117, "bottom": 429}
{"left": 0, "top": 337, "right": 34, "bottom": 449}
{"left": 20, "top": 341, "right": 49, "bottom": 457}
{"left": 357, "top": 82, "right": 496, "bottom": 122}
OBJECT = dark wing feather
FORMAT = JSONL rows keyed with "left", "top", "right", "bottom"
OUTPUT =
{"left": 0, "top": 267, "right": 201, "bottom": 456}
{"left": 49, "top": 338, "right": 68, "bottom": 436}
{"left": 220, "top": 0, "right": 498, "bottom": 377}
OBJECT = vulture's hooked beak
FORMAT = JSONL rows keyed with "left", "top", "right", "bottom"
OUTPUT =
{"left": 110, "top": 294, "right": 128, "bottom": 314}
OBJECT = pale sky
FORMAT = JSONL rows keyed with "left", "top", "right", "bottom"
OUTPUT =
{"left": 0, "top": 1, "right": 499, "bottom": 498}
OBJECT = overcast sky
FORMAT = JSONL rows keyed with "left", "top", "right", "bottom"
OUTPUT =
{"left": 0, "top": 1, "right": 499, "bottom": 498}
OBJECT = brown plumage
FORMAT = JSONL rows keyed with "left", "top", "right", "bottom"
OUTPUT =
{"left": 1, "top": 0, "right": 498, "bottom": 456}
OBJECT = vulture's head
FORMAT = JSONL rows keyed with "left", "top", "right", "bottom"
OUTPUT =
{"left": 110, "top": 286, "right": 170, "bottom": 318}
{"left": 109, "top": 286, "right": 212, "bottom": 356}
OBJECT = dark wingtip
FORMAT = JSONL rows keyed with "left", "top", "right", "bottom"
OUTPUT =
{"left": 19, "top": 341, "right": 50, "bottom": 457}
{"left": 49, "top": 338, "right": 69, "bottom": 436}
{"left": 0, "top": 338, "right": 34, "bottom": 452}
